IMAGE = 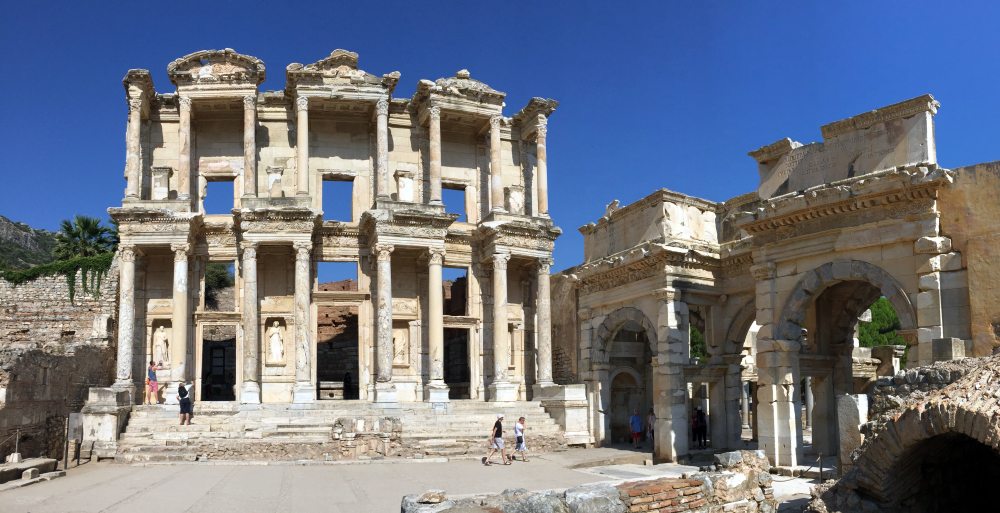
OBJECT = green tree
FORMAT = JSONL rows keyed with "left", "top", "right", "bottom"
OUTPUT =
{"left": 858, "top": 297, "right": 905, "bottom": 347}
{"left": 53, "top": 215, "right": 115, "bottom": 260}
{"left": 690, "top": 325, "right": 708, "bottom": 361}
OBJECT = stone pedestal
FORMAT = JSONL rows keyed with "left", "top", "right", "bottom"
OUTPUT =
{"left": 80, "top": 388, "right": 132, "bottom": 460}
{"left": 534, "top": 383, "right": 591, "bottom": 445}
{"left": 240, "top": 381, "right": 261, "bottom": 404}
{"left": 837, "top": 394, "right": 868, "bottom": 473}
{"left": 931, "top": 337, "right": 965, "bottom": 362}
{"left": 424, "top": 384, "right": 450, "bottom": 403}
{"left": 292, "top": 383, "right": 316, "bottom": 403}
{"left": 374, "top": 382, "right": 399, "bottom": 404}
{"left": 488, "top": 381, "right": 518, "bottom": 402}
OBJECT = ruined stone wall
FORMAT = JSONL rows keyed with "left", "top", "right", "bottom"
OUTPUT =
{"left": 0, "top": 261, "right": 119, "bottom": 459}
{"left": 939, "top": 162, "right": 1000, "bottom": 356}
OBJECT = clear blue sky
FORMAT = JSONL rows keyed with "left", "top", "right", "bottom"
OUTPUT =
{"left": 2, "top": 1, "right": 998, "bottom": 272}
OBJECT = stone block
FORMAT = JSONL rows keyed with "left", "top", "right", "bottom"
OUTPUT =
{"left": 916, "top": 291, "right": 939, "bottom": 310}
{"left": 914, "top": 236, "right": 952, "bottom": 254}
{"left": 939, "top": 252, "right": 963, "bottom": 271}
{"left": 918, "top": 272, "right": 940, "bottom": 291}
{"left": 566, "top": 483, "right": 627, "bottom": 513}
{"left": 831, "top": 261, "right": 854, "bottom": 280}
{"left": 916, "top": 255, "right": 941, "bottom": 274}
{"left": 21, "top": 468, "right": 39, "bottom": 480}
{"left": 938, "top": 270, "right": 968, "bottom": 290}
{"left": 931, "top": 338, "right": 965, "bottom": 362}
{"left": 5, "top": 453, "right": 22, "bottom": 464}
{"left": 917, "top": 327, "right": 943, "bottom": 344}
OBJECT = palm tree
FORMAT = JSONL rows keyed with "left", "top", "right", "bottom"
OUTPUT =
{"left": 53, "top": 215, "right": 116, "bottom": 260}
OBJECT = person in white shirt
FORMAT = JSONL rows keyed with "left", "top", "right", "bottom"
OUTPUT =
{"left": 513, "top": 416, "right": 529, "bottom": 462}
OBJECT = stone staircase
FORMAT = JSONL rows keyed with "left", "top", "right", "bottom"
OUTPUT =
{"left": 115, "top": 401, "right": 565, "bottom": 463}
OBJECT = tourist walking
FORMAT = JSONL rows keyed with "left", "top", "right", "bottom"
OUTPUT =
{"left": 629, "top": 409, "right": 643, "bottom": 449}
{"left": 512, "top": 416, "right": 529, "bottom": 462}
{"left": 178, "top": 383, "right": 193, "bottom": 425}
{"left": 645, "top": 408, "right": 656, "bottom": 447}
{"left": 482, "top": 413, "right": 510, "bottom": 466}
{"left": 694, "top": 407, "right": 708, "bottom": 449}
{"left": 144, "top": 361, "right": 160, "bottom": 405}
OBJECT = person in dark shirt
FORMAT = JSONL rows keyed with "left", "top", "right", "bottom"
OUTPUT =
{"left": 178, "top": 383, "right": 193, "bottom": 425}
{"left": 482, "top": 413, "right": 510, "bottom": 465}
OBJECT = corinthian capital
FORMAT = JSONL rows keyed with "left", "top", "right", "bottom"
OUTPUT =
{"left": 118, "top": 244, "right": 136, "bottom": 263}
{"left": 428, "top": 248, "right": 446, "bottom": 266}
{"left": 375, "top": 98, "right": 389, "bottom": 117}
{"left": 293, "top": 241, "right": 312, "bottom": 260}
{"left": 536, "top": 257, "right": 553, "bottom": 275}
{"left": 178, "top": 96, "right": 192, "bottom": 109}
{"left": 374, "top": 243, "right": 394, "bottom": 262}
{"left": 493, "top": 252, "right": 511, "bottom": 270}
{"left": 128, "top": 97, "right": 143, "bottom": 112}
{"left": 171, "top": 243, "right": 190, "bottom": 261}
{"left": 489, "top": 114, "right": 502, "bottom": 130}
{"left": 240, "top": 241, "right": 258, "bottom": 260}
{"left": 243, "top": 94, "right": 257, "bottom": 109}
{"left": 428, "top": 105, "right": 441, "bottom": 121}
{"left": 296, "top": 95, "right": 309, "bottom": 112}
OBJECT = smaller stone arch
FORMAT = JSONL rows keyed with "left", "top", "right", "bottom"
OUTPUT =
{"left": 724, "top": 299, "right": 757, "bottom": 355}
{"left": 594, "top": 307, "right": 658, "bottom": 364}
{"left": 775, "top": 260, "right": 917, "bottom": 342}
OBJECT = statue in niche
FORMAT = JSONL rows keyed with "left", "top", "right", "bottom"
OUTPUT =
{"left": 153, "top": 325, "right": 170, "bottom": 365}
{"left": 267, "top": 321, "right": 285, "bottom": 363}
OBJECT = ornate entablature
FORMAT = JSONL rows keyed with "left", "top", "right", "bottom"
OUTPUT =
{"left": 110, "top": 207, "right": 198, "bottom": 243}
{"left": 285, "top": 49, "right": 400, "bottom": 98}
{"left": 235, "top": 207, "right": 319, "bottom": 239}
{"left": 318, "top": 223, "right": 365, "bottom": 251}
{"left": 413, "top": 69, "right": 505, "bottom": 124}
{"left": 576, "top": 243, "right": 721, "bottom": 295}
{"left": 478, "top": 218, "right": 561, "bottom": 258}
{"left": 167, "top": 48, "right": 265, "bottom": 87}
{"left": 512, "top": 98, "right": 559, "bottom": 140}
{"left": 360, "top": 208, "right": 458, "bottom": 248}
{"left": 734, "top": 165, "right": 955, "bottom": 238}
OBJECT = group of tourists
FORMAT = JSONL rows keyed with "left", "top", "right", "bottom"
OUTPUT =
{"left": 482, "top": 413, "right": 529, "bottom": 465}
{"left": 628, "top": 408, "right": 657, "bottom": 449}
{"left": 145, "top": 361, "right": 194, "bottom": 426}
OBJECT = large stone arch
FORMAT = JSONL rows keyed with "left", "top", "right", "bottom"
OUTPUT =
{"left": 774, "top": 260, "right": 917, "bottom": 342}
{"left": 847, "top": 360, "right": 1000, "bottom": 507}
{"left": 593, "top": 307, "right": 658, "bottom": 364}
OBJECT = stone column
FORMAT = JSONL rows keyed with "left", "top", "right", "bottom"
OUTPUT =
{"left": 164, "top": 243, "right": 190, "bottom": 405}
{"left": 292, "top": 242, "right": 315, "bottom": 402}
{"left": 375, "top": 98, "right": 390, "bottom": 199}
{"left": 428, "top": 105, "right": 442, "bottom": 205}
{"left": 804, "top": 376, "right": 814, "bottom": 429}
{"left": 374, "top": 244, "right": 397, "bottom": 403}
{"left": 489, "top": 252, "right": 516, "bottom": 401}
{"left": 489, "top": 115, "right": 505, "bottom": 213}
{"left": 741, "top": 381, "right": 751, "bottom": 429}
{"left": 535, "top": 115, "right": 549, "bottom": 216}
{"left": 425, "top": 248, "right": 448, "bottom": 402}
{"left": 240, "top": 242, "right": 261, "bottom": 404}
{"left": 534, "top": 258, "right": 554, "bottom": 386}
{"left": 242, "top": 94, "right": 257, "bottom": 198}
{"left": 295, "top": 96, "right": 310, "bottom": 196}
{"left": 653, "top": 289, "right": 690, "bottom": 462}
{"left": 124, "top": 97, "right": 142, "bottom": 199}
{"left": 177, "top": 96, "right": 192, "bottom": 202}
{"left": 113, "top": 245, "right": 137, "bottom": 395}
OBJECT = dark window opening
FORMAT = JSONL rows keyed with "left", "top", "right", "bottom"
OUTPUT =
{"left": 444, "top": 327, "right": 470, "bottom": 399}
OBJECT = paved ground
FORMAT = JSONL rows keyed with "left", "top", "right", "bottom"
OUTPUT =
{"left": 1, "top": 448, "right": 816, "bottom": 512}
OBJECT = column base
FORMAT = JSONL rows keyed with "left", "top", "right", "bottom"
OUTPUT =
{"left": 292, "top": 382, "right": 316, "bottom": 403}
{"left": 424, "top": 382, "right": 450, "bottom": 403}
{"left": 488, "top": 381, "right": 518, "bottom": 402}
{"left": 374, "top": 382, "right": 399, "bottom": 404}
{"left": 240, "top": 382, "right": 261, "bottom": 404}
{"left": 110, "top": 381, "right": 136, "bottom": 405}
{"left": 531, "top": 382, "right": 561, "bottom": 401}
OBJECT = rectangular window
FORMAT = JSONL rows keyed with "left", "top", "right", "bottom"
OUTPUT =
{"left": 205, "top": 261, "right": 236, "bottom": 311}
{"left": 322, "top": 178, "right": 354, "bottom": 222}
{"left": 317, "top": 261, "right": 358, "bottom": 292}
{"left": 442, "top": 185, "right": 467, "bottom": 222}
{"left": 204, "top": 180, "right": 235, "bottom": 214}
{"left": 443, "top": 266, "right": 468, "bottom": 316}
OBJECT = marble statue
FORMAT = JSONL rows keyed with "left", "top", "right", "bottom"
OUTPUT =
{"left": 153, "top": 325, "right": 170, "bottom": 365}
{"left": 267, "top": 321, "right": 284, "bottom": 363}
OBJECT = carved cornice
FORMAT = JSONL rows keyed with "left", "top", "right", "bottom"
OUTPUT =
{"left": 236, "top": 207, "right": 319, "bottom": 234}
{"left": 820, "top": 94, "right": 939, "bottom": 139}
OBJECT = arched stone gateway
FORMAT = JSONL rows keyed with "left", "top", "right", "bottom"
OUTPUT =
{"left": 775, "top": 260, "right": 917, "bottom": 342}
{"left": 809, "top": 357, "right": 1000, "bottom": 512}
{"left": 593, "top": 307, "right": 658, "bottom": 363}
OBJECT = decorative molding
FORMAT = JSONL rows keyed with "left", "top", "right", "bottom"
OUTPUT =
{"left": 750, "top": 262, "right": 776, "bottom": 281}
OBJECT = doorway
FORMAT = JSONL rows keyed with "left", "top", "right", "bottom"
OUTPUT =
{"left": 610, "top": 372, "right": 643, "bottom": 444}
{"left": 317, "top": 305, "right": 359, "bottom": 399}
{"left": 201, "top": 335, "right": 236, "bottom": 401}
{"left": 444, "top": 327, "right": 471, "bottom": 399}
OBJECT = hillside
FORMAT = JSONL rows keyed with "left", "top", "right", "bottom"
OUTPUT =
{"left": 0, "top": 215, "right": 56, "bottom": 270}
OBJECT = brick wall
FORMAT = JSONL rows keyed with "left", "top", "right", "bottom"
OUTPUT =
{"left": 0, "top": 261, "right": 119, "bottom": 460}
{"left": 618, "top": 479, "right": 707, "bottom": 512}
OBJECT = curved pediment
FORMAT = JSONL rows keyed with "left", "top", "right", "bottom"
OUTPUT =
{"left": 167, "top": 48, "right": 265, "bottom": 86}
